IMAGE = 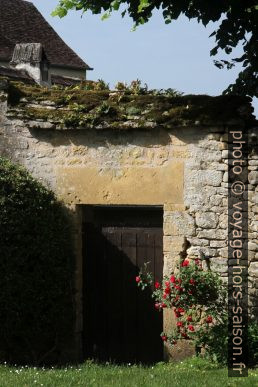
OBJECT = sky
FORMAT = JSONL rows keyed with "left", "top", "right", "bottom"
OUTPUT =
{"left": 31, "top": 0, "right": 257, "bottom": 117}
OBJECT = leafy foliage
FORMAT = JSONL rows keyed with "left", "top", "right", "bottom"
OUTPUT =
{"left": 136, "top": 258, "right": 227, "bottom": 348}
{"left": 0, "top": 158, "right": 74, "bottom": 365}
{"left": 53, "top": 0, "right": 258, "bottom": 97}
{"left": 136, "top": 258, "right": 258, "bottom": 366}
{"left": 196, "top": 320, "right": 258, "bottom": 366}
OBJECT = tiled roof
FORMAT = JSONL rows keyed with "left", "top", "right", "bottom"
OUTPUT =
{"left": 0, "top": 65, "right": 34, "bottom": 83}
{"left": 0, "top": 66, "right": 94, "bottom": 86}
{"left": 0, "top": 34, "right": 14, "bottom": 61}
{"left": 51, "top": 74, "right": 81, "bottom": 86}
{"left": 0, "top": 0, "right": 92, "bottom": 70}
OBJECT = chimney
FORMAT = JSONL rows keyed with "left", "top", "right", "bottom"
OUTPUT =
{"left": 10, "top": 43, "right": 51, "bottom": 87}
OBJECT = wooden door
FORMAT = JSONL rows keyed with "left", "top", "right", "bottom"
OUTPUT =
{"left": 82, "top": 207, "right": 163, "bottom": 364}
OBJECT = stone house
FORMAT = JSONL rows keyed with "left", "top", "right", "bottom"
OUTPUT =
{"left": 0, "top": 0, "right": 92, "bottom": 85}
{"left": 0, "top": 77, "right": 257, "bottom": 363}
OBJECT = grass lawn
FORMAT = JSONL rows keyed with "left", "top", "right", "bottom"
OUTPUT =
{"left": 0, "top": 357, "right": 257, "bottom": 387}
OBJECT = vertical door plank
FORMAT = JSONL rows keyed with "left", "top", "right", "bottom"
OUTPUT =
{"left": 122, "top": 229, "right": 137, "bottom": 363}
{"left": 103, "top": 228, "right": 123, "bottom": 362}
{"left": 94, "top": 227, "right": 107, "bottom": 360}
{"left": 83, "top": 225, "right": 108, "bottom": 360}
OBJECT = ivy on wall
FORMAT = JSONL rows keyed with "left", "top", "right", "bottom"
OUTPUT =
{"left": 0, "top": 157, "right": 75, "bottom": 365}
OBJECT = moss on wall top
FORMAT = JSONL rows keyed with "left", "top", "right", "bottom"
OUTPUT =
{"left": 1, "top": 78, "right": 255, "bottom": 130}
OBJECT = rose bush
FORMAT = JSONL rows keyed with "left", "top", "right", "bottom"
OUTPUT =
{"left": 136, "top": 258, "right": 227, "bottom": 350}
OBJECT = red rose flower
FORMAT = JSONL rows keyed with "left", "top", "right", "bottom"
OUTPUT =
{"left": 163, "top": 293, "right": 167, "bottom": 299}
{"left": 170, "top": 275, "right": 176, "bottom": 283}
{"left": 181, "top": 332, "right": 189, "bottom": 338}
{"left": 161, "top": 335, "right": 167, "bottom": 341}
{"left": 176, "top": 321, "right": 183, "bottom": 327}
{"left": 195, "top": 259, "right": 200, "bottom": 265}
{"left": 206, "top": 316, "right": 213, "bottom": 324}
{"left": 187, "top": 315, "right": 193, "bottom": 322}
{"left": 178, "top": 307, "right": 184, "bottom": 314}
{"left": 135, "top": 276, "right": 141, "bottom": 283}
{"left": 181, "top": 259, "right": 190, "bottom": 267}
{"left": 155, "top": 303, "right": 161, "bottom": 310}
{"left": 189, "top": 278, "right": 195, "bottom": 285}
{"left": 165, "top": 281, "right": 170, "bottom": 287}
{"left": 188, "top": 325, "right": 195, "bottom": 332}
{"left": 155, "top": 281, "right": 160, "bottom": 289}
{"left": 161, "top": 302, "right": 167, "bottom": 308}
{"left": 165, "top": 287, "right": 171, "bottom": 294}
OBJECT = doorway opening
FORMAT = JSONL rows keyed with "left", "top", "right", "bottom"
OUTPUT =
{"left": 82, "top": 205, "right": 164, "bottom": 364}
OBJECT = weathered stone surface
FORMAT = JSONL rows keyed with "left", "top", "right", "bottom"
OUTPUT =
{"left": 250, "top": 262, "right": 258, "bottom": 277}
{"left": 210, "top": 240, "right": 227, "bottom": 248}
{"left": 210, "top": 258, "right": 228, "bottom": 273}
{"left": 249, "top": 241, "right": 258, "bottom": 251}
{"left": 187, "top": 237, "right": 209, "bottom": 246}
{"left": 210, "top": 195, "right": 223, "bottom": 206}
{"left": 186, "top": 170, "right": 223, "bottom": 187}
{"left": 27, "top": 120, "right": 55, "bottom": 129}
{"left": 197, "top": 229, "right": 227, "bottom": 239}
{"left": 187, "top": 246, "right": 217, "bottom": 257}
{"left": 222, "top": 150, "right": 229, "bottom": 159}
{"left": 196, "top": 212, "right": 218, "bottom": 228}
{"left": 249, "top": 171, "right": 258, "bottom": 185}
{"left": 249, "top": 160, "right": 258, "bottom": 166}
{"left": 164, "top": 212, "right": 195, "bottom": 237}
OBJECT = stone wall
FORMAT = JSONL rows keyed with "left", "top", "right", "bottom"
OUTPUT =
{"left": 0, "top": 79, "right": 257, "bottom": 360}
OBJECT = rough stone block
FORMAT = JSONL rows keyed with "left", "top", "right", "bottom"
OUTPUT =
{"left": 196, "top": 212, "right": 218, "bottom": 229}
{"left": 197, "top": 229, "right": 227, "bottom": 239}
{"left": 250, "top": 262, "right": 258, "bottom": 277}
{"left": 164, "top": 212, "right": 195, "bottom": 237}
{"left": 186, "top": 170, "right": 223, "bottom": 187}
{"left": 248, "top": 241, "right": 258, "bottom": 251}
{"left": 249, "top": 171, "right": 258, "bottom": 185}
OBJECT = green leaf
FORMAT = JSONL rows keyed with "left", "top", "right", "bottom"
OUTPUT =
{"left": 138, "top": 0, "right": 150, "bottom": 13}
{"left": 111, "top": 0, "right": 120, "bottom": 11}
{"left": 101, "top": 12, "right": 111, "bottom": 21}
{"left": 51, "top": 6, "right": 68, "bottom": 18}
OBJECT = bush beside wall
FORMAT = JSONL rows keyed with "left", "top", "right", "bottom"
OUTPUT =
{"left": 0, "top": 157, "right": 75, "bottom": 365}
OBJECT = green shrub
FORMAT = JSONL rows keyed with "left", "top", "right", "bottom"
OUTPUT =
{"left": 136, "top": 259, "right": 227, "bottom": 345}
{"left": 0, "top": 157, "right": 74, "bottom": 365}
{"left": 197, "top": 320, "right": 258, "bottom": 367}
{"left": 248, "top": 322, "right": 258, "bottom": 367}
